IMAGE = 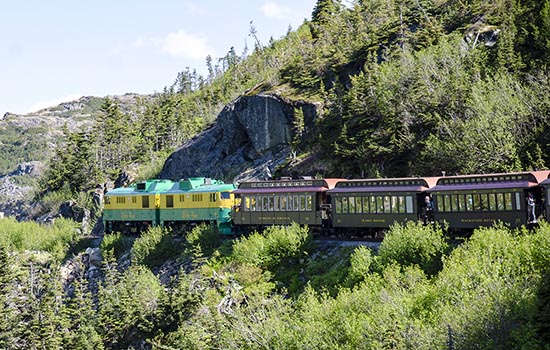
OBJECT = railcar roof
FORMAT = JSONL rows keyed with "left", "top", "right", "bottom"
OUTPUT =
{"left": 165, "top": 183, "right": 235, "bottom": 193}
{"left": 430, "top": 171, "right": 550, "bottom": 192}
{"left": 540, "top": 172, "right": 550, "bottom": 186}
{"left": 329, "top": 177, "right": 438, "bottom": 193}
{"left": 234, "top": 186, "right": 330, "bottom": 194}
{"left": 105, "top": 180, "right": 175, "bottom": 196}
{"left": 430, "top": 181, "right": 539, "bottom": 192}
{"left": 235, "top": 178, "right": 343, "bottom": 194}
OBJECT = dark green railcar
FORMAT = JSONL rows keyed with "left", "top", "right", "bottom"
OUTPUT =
{"left": 232, "top": 178, "right": 341, "bottom": 233}
{"left": 327, "top": 177, "right": 438, "bottom": 235}
{"left": 429, "top": 171, "right": 550, "bottom": 230}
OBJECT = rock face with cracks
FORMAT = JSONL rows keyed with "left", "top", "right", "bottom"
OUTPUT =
{"left": 160, "top": 94, "right": 320, "bottom": 182}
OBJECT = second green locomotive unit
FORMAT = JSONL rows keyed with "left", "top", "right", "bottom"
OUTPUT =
{"left": 103, "top": 177, "right": 235, "bottom": 234}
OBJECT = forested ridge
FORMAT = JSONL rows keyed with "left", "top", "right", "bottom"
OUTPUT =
{"left": 42, "top": 0, "right": 550, "bottom": 195}
{"left": 2, "top": 0, "right": 550, "bottom": 349}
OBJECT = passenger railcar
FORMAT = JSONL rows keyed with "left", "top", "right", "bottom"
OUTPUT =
{"left": 231, "top": 178, "right": 341, "bottom": 233}
{"left": 103, "top": 178, "right": 235, "bottom": 234}
{"left": 327, "top": 177, "right": 438, "bottom": 235}
{"left": 429, "top": 171, "right": 550, "bottom": 230}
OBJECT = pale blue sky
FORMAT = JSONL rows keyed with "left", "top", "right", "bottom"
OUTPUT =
{"left": 0, "top": 0, "right": 317, "bottom": 115}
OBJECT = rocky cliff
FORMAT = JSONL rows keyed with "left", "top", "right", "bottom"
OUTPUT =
{"left": 160, "top": 94, "right": 321, "bottom": 181}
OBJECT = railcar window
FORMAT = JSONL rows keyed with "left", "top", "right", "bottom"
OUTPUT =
{"left": 221, "top": 192, "right": 230, "bottom": 199}
{"left": 293, "top": 195, "right": 300, "bottom": 211}
{"left": 281, "top": 196, "right": 287, "bottom": 211}
{"left": 437, "top": 196, "right": 443, "bottom": 212}
{"left": 262, "top": 196, "right": 268, "bottom": 211}
{"left": 244, "top": 197, "right": 250, "bottom": 211}
{"left": 142, "top": 196, "right": 149, "bottom": 208}
{"left": 472, "top": 194, "right": 480, "bottom": 211}
{"left": 299, "top": 195, "right": 306, "bottom": 211}
{"left": 268, "top": 196, "right": 274, "bottom": 211}
{"left": 384, "top": 196, "right": 390, "bottom": 213}
{"left": 444, "top": 195, "right": 451, "bottom": 212}
{"left": 390, "top": 196, "right": 398, "bottom": 213}
{"left": 496, "top": 193, "right": 504, "bottom": 210}
{"left": 250, "top": 197, "right": 257, "bottom": 211}
{"left": 488, "top": 193, "right": 497, "bottom": 211}
{"left": 397, "top": 196, "right": 405, "bottom": 213}
{"left": 370, "top": 196, "right": 376, "bottom": 213}
{"left": 335, "top": 197, "right": 342, "bottom": 213}
{"left": 451, "top": 195, "right": 459, "bottom": 212}
{"left": 306, "top": 195, "right": 313, "bottom": 211}
{"left": 406, "top": 196, "right": 414, "bottom": 213}
{"left": 342, "top": 196, "right": 349, "bottom": 213}
{"left": 515, "top": 192, "right": 521, "bottom": 211}
{"left": 466, "top": 194, "right": 473, "bottom": 211}
{"left": 349, "top": 197, "right": 356, "bottom": 213}
{"left": 480, "top": 194, "right": 489, "bottom": 211}
{"left": 362, "top": 196, "right": 369, "bottom": 213}
{"left": 274, "top": 196, "right": 280, "bottom": 211}
{"left": 457, "top": 195, "right": 465, "bottom": 211}
{"left": 355, "top": 197, "right": 362, "bottom": 214}
{"left": 376, "top": 196, "right": 384, "bottom": 213}
{"left": 166, "top": 195, "right": 174, "bottom": 208}
{"left": 504, "top": 193, "right": 512, "bottom": 211}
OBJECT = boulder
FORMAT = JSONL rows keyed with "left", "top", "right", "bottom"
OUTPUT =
{"left": 160, "top": 94, "right": 320, "bottom": 181}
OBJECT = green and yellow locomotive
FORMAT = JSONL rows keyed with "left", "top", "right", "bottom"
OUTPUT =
{"left": 103, "top": 177, "right": 235, "bottom": 234}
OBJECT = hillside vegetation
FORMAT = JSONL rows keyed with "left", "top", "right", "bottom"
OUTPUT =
{"left": 2, "top": 0, "right": 550, "bottom": 348}
{"left": 1, "top": 218, "right": 550, "bottom": 349}
{"left": 41, "top": 0, "right": 550, "bottom": 196}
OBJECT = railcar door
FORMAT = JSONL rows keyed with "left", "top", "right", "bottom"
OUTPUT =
{"left": 525, "top": 187, "right": 545, "bottom": 223}
{"left": 417, "top": 192, "right": 433, "bottom": 225}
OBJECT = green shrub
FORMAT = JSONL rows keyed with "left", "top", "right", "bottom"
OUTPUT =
{"left": 377, "top": 221, "right": 448, "bottom": 276}
{"left": 346, "top": 245, "right": 374, "bottom": 286}
{"left": 98, "top": 265, "right": 163, "bottom": 348}
{"left": 39, "top": 185, "right": 73, "bottom": 214}
{"left": 185, "top": 223, "right": 222, "bottom": 257}
{"left": 100, "top": 232, "right": 134, "bottom": 260}
{"left": 231, "top": 223, "right": 311, "bottom": 269}
{"left": 131, "top": 226, "right": 182, "bottom": 268}
{"left": 0, "top": 217, "right": 79, "bottom": 261}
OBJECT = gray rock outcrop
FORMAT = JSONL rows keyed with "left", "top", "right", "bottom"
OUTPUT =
{"left": 160, "top": 94, "right": 320, "bottom": 181}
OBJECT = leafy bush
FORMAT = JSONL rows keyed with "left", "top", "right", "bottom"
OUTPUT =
{"left": 346, "top": 245, "right": 374, "bottom": 287}
{"left": 100, "top": 232, "right": 134, "bottom": 260}
{"left": 433, "top": 224, "right": 547, "bottom": 349}
{"left": 231, "top": 223, "right": 311, "bottom": 270}
{"left": 0, "top": 217, "right": 79, "bottom": 261}
{"left": 131, "top": 226, "right": 182, "bottom": 268}
{"left": 98, "top": 265, "right": 163, "bottom": 348}
{"left": 185, "top": 223, "right": 222, "bottom": 257}
{"left": 377, "top": 221, "right": 448, "bottom": 276}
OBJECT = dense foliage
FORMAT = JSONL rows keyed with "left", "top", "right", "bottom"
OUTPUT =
{"left": 41, "top": 0, "right": 550, "bottom": 193}
{"left": 5, "top": 0, "right": 550, "bottom": 348}
{"left": 1, "top": 218, "right": 550, "bottom": 349}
